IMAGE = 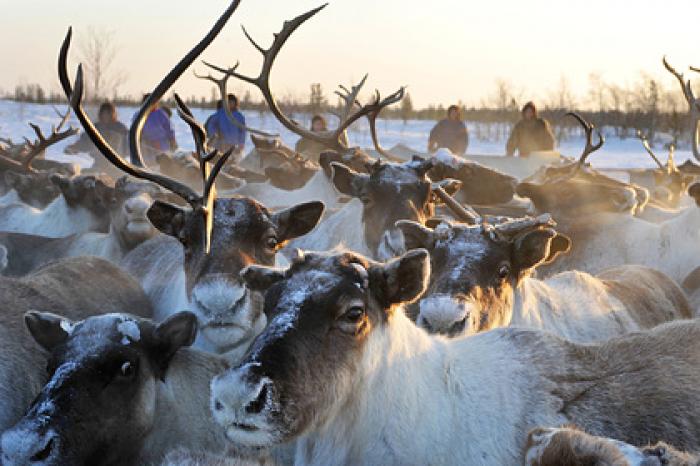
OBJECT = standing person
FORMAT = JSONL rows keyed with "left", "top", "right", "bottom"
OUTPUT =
{"left": 65, "top": 101, "right": 128, "bottom": 155}
{"left": 205, "top": 94, "right": 247, "bottom": 161}
{"left": 137, "top": 94, "right": 177, "bottom": 160}
{"left": 427, "top": 105, "right": 469, "bottom": 155}
{"left": 294, "top": 114, "right": 348, "bottom": 163}
{"left": 506, "top": 101, "right": 556, "bottom": 157}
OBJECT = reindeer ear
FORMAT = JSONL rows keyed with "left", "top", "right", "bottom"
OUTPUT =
{"left": 689, "top": 183, "right": 700, "bottom": 207}
{"left": 319, "top": 151, "right": 341, "bottom": 177}
{"left": 147, "top": 201, "right": 187, "bottom": 238}
{"left": 545, "top": 234, "right": 571, "bottom": 263}
{"left": 272, "top": 201, "right": 325, "bottom": 242}
{"left": 371, "top": 249, "right": 430, "bottom": 309}
{"left": 396, "top": 220, "right": 434, "bottom": 250}
{"left": 513, "top": 228, "right": 569, "bottom": 270}
{"left": 241, "top": 265, "right": 285, "bottom": 291}
{"left": 331, "top": 162, "right": 367, "bottom": 197}
{"left": 25, "top": 311, "right": 73, "bottom": 352}
{"left": 152, "top": 312, "right": 198, "bottom": 377}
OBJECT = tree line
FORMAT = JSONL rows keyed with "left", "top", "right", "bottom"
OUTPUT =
{"left": 4, "top": 73, "right": 698, "bottom": 147}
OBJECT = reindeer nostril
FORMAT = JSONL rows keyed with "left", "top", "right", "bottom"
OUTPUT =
{"left": 214, "top": 399, "right": 224, "bottom": 411}
{"left": 246, "top": 383, "right": 269, "bottom": 414}
{"left": 30, "top": 436, "right": 54, "bottom": 462}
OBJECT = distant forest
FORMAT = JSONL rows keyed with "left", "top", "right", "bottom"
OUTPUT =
{"left": 4, "top": 70, "right": 699, "bottom": 146}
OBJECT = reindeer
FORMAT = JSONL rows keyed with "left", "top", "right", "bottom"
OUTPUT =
{"left": 525, "top": 426, "right": 700, "bottom": 466}
{"left": 290, "top": 156, "right": 464, "bottom": 260}
{"left": 633, "top": 130, "right": 694, "bottom": 214}
{"left": 0, "top": 311, "right": 229, "bottom": 466}
{"left": 211, "top": 248, "right": 700, "bottom": 465}
{"left": 517, "top": 112, "right": 649, "bottom": 219}
{"left": 397, "top": 215, "right": 690, "bottom": 339}
{"left": 58, "top": 0, "right": 324, "bottom": 360}
{"left": 0, "top": 256, "right": 152, "bottom": 433}
{"left": 0, "top": 177, "right": 162, "bottom": 276}
{"left": 517, "top": 114, "right": 700, "bottom": 282}
{"left": 0, "top": 110, "right": 79, "bottom": 208}
{"left": 0, "top": 173, "right": 125, "bottom": 237}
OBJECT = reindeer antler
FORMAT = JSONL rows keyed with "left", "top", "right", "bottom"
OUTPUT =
{"left": 636, "top": 130, "right": 665, "bottom": 170}
{"left": 0, "top": 108, "right": 77, "bottom": 172}
{"left": 365, "top": 88, "right": 408, "bottom": 163}
{"left": 491, "top": 214, "right": 555, "bottom": 237}
{"left": 58, "top": 0, "right": 243, "bottom": 253}
{"left": 566, "top": 112, "right": 604, "bottom": 165}
{"left": 663, "top": 56, "right": 698, "bottom": 110}
{"left": 204, "top": 5, "right": 405, "bottom": 154}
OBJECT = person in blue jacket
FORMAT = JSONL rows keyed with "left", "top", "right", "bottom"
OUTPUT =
{"left": 206, "top": 94, "right": 247, "bottom": 160}
{"left": 136, "top": 94, "right": 177, "bottom": 160}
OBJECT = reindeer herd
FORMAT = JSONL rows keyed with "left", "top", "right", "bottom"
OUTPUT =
{"left": 1, "top": 1, "right": 700, "bottom": 465}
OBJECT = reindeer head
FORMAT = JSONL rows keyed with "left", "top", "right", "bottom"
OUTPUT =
{"left": 398, "top": 215, "right": 570, "bottom": 336}
{"left": 210, "top": 248, "right": 430, "bottom": 448}
{"left": 1, "top": 311, "right": 200, "bottom": 466}
{"left": 58, "top": 1, "right": 323, "bottom": 355}
{"left": 331, "top": 156, "right": 461, "bottom": 258}
{"left": 518, "top": 113, "right": 647, "bottom": 218}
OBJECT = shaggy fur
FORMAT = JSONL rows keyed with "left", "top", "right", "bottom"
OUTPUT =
{"left": 525, "top": 426, "right": 700, "bottom": 466}
{"left": 212, "top": 249, "right": 700, "bottom": 466}
{"left": 0, "top": 256, "right": 152, "bottom": 432}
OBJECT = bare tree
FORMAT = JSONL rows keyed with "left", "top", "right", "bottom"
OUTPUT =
{"left": 634, "top": 74, "right": 660, "bottom": 142}
{"left": 547, "top": 75, "right": 577, "bottom": 110}
{"left": 308, "top": 83, "right": 326, "bottom": 115}
{"left": 588, "top": 72, "right": 607, "bottom": 113}
{"left": 78, "top": 27, "right": 127, "bottom": 103}
{"left": 400, "top": 92, "right": 414, "bottom": 124}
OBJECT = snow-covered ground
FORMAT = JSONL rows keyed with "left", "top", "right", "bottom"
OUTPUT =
{"left": 0, "top": 99, "right": 693, "bottom": 170}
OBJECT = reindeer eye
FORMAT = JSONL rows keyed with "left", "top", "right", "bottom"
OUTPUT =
{"left": 265, "top": 237, "right": 278, "bottom": 250}
{"left": 497, "top": 264, "right": 511, "bottom": 280}
{"left": 118, "top": 361, "right": 137, "bottom": 380}
{"left": 343, "top": 306, "right": 365, "bottom": 323}
{"left": 360, "top": 195, "right": 372, "bottom": 205}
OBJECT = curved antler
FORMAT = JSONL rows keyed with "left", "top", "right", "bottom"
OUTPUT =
{"left": 663, "top": 56, "right": 697, "bottom": 110}
{"left": 366, "top": 88, "right": 408, "bottom": 163}
{"left": 204, "top": 5, "right": 405, "bottom": 154}
{"left": 430, "top": 183, "right": 480, "bottom": 225}
{"left": 566, "top": 112, "right": 604, "bottom": 165}
{"left": 59, "top": 0, "right": 243, "bottom": 253}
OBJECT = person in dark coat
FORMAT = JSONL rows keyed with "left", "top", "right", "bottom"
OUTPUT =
{"left": 65, "top": 102, "right": 128, "bottom": 155}
{"left": 506, "top": 101, "right": 556, "bottom": 157}
{"left": 428, "top": 105, "right": 469, "bottom": 155}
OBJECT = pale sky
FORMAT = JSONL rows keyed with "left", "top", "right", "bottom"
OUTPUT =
{"left": 0, "top": 0, "right": 698, "bottom": 108}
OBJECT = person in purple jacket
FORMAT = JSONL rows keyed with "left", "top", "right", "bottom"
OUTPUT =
{"left": 137, "top": 94, "right": 177, "bottom": 159}
{"left": 205, "top": 94, "right": 247, "bottom": 161}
